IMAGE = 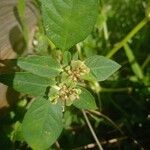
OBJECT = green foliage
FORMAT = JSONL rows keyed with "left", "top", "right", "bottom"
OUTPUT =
{"left": 18, "top": 56, "right": 62, "bottom": 78}
{"left": 41, "top": 0, "right": 99, "bottom": 50}
{"left": 22, "top": 97, "right": 63, "bottom": 150}
{"left": 0, "top": 72, "right": 55, "bottom": 96}
{"left": 73, "top": 87, "right": 97, "bottom": 109}
{"left": 85, "top": 55, "right": 121, "bottom": 81}
{"left": 2, "top": 0, "right": 141, "bottom": 149}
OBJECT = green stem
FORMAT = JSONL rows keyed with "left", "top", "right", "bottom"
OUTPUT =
{"left": 87, "top": 110, "right": 124, "bottom": 135}
{"left": 97, "top": 92, "right": 102, "bottom": 111}
{"left": 124, "top": 44, "right": 144, "bottom": 80}
{"left": 142, "top": 54, "right": 150, "bottom": 70}
{"left": 100, "top": 87, "right": 132, "bottom": 93}
{"left": 76, "top": 43, "right": 83, "bottom": 60}
{"left": 103, "top": 21, "right": 109, "bottom": 41}
{"left": 106, "top": 17, "right": 149, "bottom": 58}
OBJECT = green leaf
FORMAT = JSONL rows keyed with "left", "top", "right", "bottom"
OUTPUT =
{"left": 0, "top": 72, "right": 54, "bottom": 96}
{"left": 22, "top": 97, "right": 63, "bottom": 150}
{"left": 85, "top": 55, "right": 121, "bottom": 81}
{"left": 73, "top": 87, "right": 97, "bottom": 110}
{"left": 18, "top": 55, "right": 62, "bottom": 78}
{"left": 41, "top": 0, "right": 99, "bottom": 50}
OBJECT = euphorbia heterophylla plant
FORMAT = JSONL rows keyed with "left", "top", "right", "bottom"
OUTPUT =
{"left": 0, "top": 0, "right": 121, "bottom": 149}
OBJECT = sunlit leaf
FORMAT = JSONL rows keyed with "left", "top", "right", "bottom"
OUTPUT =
{"left": 41, "top": 0, "right": 99, "bottom": 50}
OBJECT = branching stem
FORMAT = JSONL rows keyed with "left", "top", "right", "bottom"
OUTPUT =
{"left": 106, "top": 17, "right": 149, "bottom": 58}
{"left": 82, "top": 109, "right": 103, "bottom": 150}
{"left": 87, "top": 110, "right": 124, "bottom": 135}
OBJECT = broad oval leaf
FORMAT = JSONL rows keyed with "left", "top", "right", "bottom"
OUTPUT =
{"left": 22, "top": 97, "right": 63, "bottom": 150}
{"left": 0, "top": 72, "right": 54, "bottom": 96}
{"left": 73, "top": 87, "right": 97, "bottom": 109}
{"left": 85, "top": 55, "right": 121, "bottom": 81}
{"left": 41, "top": 0, "right": 99, "bottom": 50}
{"left": 18, "top": 56, "right": 62, "bottom": 78}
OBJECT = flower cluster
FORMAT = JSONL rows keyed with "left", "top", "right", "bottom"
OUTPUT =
{"left": 65, "top": 60, "right": 90, "bottom": 81}
{"left": 58, "top": 84, "right": 81, "bottom": 106}
{"left": 49, "top": 60, "right": 90, "bottom": 107}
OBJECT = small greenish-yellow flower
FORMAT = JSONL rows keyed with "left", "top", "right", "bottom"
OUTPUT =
{"left": 58, "top": 84, "right": 81, "bottom": 106}
{"left": 65, "top": 60, "right": 90, "bottom": 81}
